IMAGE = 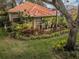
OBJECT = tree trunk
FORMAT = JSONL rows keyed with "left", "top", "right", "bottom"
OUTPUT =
{"left": 42, "top": 0, "right": 79, "bottom": 51}
{"left": 64, "top": 26, "right": 78, "bottom": 51}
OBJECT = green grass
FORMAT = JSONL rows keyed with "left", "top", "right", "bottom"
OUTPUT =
{"left": 0, "top": 14, "right": 77, "bottom": 59}
{"left": 0, "top": 28, "right": 8, "bottom": 39}
{"left": 0, "top": 33, "right": 79, "bottom": 59}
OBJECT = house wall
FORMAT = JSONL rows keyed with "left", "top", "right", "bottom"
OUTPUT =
{"left": 32, "top": 17, "right": 42, "bottom": 30}
{"left": 8, "top": 13, "right": 18, "bottom": 22}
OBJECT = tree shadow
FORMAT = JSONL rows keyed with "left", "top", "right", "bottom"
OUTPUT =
{"left": 52, "top": 47, "right": 79, "bottom": 59}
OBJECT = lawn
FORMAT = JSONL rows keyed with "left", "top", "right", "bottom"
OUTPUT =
{"left": 0, "top": 28, "right": 8, "bottom": 39}
{"left": 0, "top": 32, "right": 79, "bottom": 59}
{"left": 0, "top": 28, "right": 79, "bottom": 59}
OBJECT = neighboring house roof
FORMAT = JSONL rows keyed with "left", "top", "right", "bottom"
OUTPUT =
{"left": 50, "top": 9, "right": 61, "bottom": 15}
{"left": 8, "top": 2, "right": 57, "bottom": 17}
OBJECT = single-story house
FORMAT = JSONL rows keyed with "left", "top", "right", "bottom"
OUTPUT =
{"left": 8, "top": 2, "right": 59, "bottom": 30}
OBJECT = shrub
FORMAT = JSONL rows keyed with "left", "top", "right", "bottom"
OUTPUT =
{"left": 0, "top": 28, "right": 8, "bottom": 38}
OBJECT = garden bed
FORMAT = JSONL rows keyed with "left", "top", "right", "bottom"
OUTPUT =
{"left": 13, "top": 29, "right": 69, "bottom": 40}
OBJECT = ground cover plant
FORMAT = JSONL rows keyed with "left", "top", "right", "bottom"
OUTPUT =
{"left": 0, "top": 31, "right": 79, "bottom": 59}
{"left": 0, "top": 28, "right": 8, "bottom": 39}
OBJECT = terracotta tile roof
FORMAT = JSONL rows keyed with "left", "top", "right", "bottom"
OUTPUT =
{"left": 8, "top": 2, "right": 57, "bottom": 17}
